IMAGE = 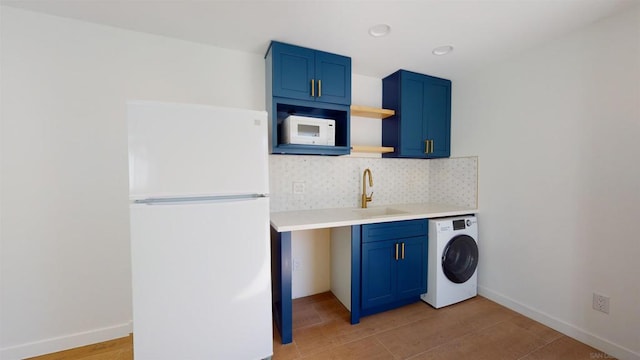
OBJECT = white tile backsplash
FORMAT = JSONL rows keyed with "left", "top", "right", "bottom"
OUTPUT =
{"left": 428, "top": 157, "right": 478, "bottom": 208}
{"left": 269, "top": 155, "right": 478, "bottom": 212}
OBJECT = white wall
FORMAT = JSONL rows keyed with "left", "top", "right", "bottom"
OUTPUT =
{"left": 452, "top": 5, "right": 640, "bottom": 360}
{"left": 350, "top": 74, "right": 384, "bottom": 154}
{"left": 0, "top": 7, "right": 264, "bottom": 359}
{"left": 290, "top": 229, "right": 331, "bottom": 299}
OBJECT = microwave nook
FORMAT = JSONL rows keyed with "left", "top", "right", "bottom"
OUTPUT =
{"left": 282, "top": 115, "right": 335, "bottom": 146}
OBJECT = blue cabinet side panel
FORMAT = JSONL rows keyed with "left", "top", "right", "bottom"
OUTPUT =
{"left": 350, "top": 225, "right": 361, "bottom": 324}
{"left": 265, "top": 48, "right": 279, "bottom": 155}
{"left": 382, "top": 71, "right": 400, "bottom": 157}
{"left": 270, "top": 228, "right": 292, "bottom": 344}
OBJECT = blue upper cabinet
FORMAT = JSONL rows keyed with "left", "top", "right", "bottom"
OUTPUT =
{"left": 382, "top": 70, "right": 451, "bottom": 158}
{"left": 265, "top": 41, "right": 352, "bottom": 155}
{"left": 271, "top": 41, "right": 351, "bottom": 105}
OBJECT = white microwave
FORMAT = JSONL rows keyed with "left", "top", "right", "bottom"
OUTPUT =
{"left": 282, "top": 115, "right": 335, "bottom": 146}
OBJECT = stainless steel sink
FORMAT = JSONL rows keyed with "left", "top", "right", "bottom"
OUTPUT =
{"left": 352, "top": 207, "right": 408, "bottom": 218}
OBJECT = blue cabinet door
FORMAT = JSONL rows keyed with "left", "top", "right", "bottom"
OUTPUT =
{"left": 271, "top": 42, "right": 315, "bottom": 102}
{"left": 315, "top": 51, "right": 351, "bottom": 105}
{"left": 423, "top": 77, "right": 451, "bottom": 158}
{"left": 361, "top": 240, "right": 397, "bottom": 310}
{"left": 399, "top": 74, "right": 427, "bottom": 157}
{"left": 383, "top": 70, "right": 451, "bottom": 159}
{"left": 270, "top": 41, "right": 351, "bottom": 106}
{"left": 396, "top": 236, "right": 428, "bottom": 300}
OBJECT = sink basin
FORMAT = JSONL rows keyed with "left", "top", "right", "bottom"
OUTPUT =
{"left": 352, "top": 207, "right": 408, "bottom": 218}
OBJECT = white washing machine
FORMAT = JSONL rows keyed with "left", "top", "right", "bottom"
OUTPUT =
{"left": 421, "top": 215, "right": 478, "bottom": 308}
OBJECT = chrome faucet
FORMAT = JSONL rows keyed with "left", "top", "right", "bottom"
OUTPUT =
{"left": 361, "top": 168, "right": 374, "bottom": 208}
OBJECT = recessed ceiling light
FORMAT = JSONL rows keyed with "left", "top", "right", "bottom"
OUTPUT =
{"left": 432, "top": 45, "right": 454, "bottom": 56}
{"left": 368, "top": 24, "right": 391, "bottom": 38}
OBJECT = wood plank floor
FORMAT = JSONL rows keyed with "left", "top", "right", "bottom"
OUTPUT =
{"left": 276, "top": 293, "right": 615, "bottom": 360}
{"left": 27, "top": 294, "right": 614, "bottom": 360}
{"left": 25, "top": 335, "right": 132, "bottom": 360}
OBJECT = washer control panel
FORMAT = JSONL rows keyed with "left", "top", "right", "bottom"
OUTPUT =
{"left": 453, "top": 219, "right": 466, "bottom": 230}
{"left": 436, "top": 216, "right": 477, "bottom": 233}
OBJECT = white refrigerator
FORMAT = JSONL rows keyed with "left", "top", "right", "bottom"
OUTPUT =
{"left": 127, "top": 101, "right": 273, "bottom": 360}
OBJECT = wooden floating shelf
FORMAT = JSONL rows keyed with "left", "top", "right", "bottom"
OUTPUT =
{"left": 350, "top": 105, "right": 395, "bottom": 119}
{"left": 351, "top": 145, "right": 395, "bottom": 154}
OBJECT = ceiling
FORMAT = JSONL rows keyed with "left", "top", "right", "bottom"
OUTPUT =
{"left": 2, "top": 0, "right": 636, "bottom": 80}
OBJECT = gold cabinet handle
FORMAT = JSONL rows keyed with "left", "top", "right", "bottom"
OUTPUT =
{"left": 311, "top": 79, "right": 315, "bottom": 97}
{"left": 424, "top": 140, "right": 434, "bottom": 154}
{"left": 318, "top": 80, "right": 322, "bottom": 97}
{"left": 401, "top": 242, "right": 405, "bottom": 260}
{"left": 395, "top": 243, "right": 399, "bottom": 261}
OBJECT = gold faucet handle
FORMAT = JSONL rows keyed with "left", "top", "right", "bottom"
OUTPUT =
{"left": 366, "top": 192, "right": 374, "bottom": 201}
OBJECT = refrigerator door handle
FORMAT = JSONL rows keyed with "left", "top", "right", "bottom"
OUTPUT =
{"left": 133, "top": 193, "right": 268, "bottom": 205}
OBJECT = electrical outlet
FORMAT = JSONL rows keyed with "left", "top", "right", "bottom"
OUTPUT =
{"left": 292, "top": 181, "right": 305, "bottom": 194}
{"left": 592, "top": 293, "right": 610, "bottom": 314}
{"left": 293, "top": 259, "right": 301, "bottom": 272}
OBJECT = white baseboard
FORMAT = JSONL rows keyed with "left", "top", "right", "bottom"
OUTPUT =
{"left": 478, "top": 285, "right": 639, "bottom": 360}
{"left": 0, "top": 321, "right": 132, "bottom": 360}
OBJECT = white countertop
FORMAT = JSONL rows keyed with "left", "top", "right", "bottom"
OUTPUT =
{"left": 270, "top": 203, "right": 478, "bottom": 232}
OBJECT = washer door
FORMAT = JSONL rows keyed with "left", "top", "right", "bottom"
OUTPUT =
{"left": 442, "top": 235, "right": 478, "bottom": 284}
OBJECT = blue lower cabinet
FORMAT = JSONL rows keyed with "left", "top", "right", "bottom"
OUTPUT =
{"left": 360, "top": 220, "right": 428, "bottom": 316}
